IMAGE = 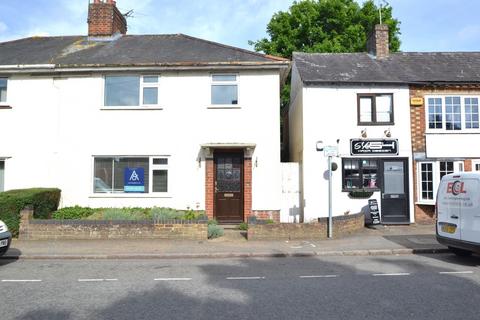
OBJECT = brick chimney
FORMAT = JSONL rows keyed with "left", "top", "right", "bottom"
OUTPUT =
{"left": 88, "top": 0, "right": 127, "bottom": 37}
{"left": 367, "top": 24, "right": 389, "bottom": 59}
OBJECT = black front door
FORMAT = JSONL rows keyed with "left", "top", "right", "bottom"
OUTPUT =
{"left": 214, "top": 152, "right": 244, "bottom": 223}
{"left": 381, "top": 159, "right": 410, "bottom": 224}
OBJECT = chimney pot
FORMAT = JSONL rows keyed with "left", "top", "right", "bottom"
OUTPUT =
{"left": 367, "top": 24, "right": 389, "bottom": 59}
{"left": 88, "top": 0, "right": 127, "bottom": 37}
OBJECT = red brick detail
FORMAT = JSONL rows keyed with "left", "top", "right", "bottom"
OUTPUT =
{"left": 88, "top": 1, "right": 127, "bottom": 37}
{"left": 465, "top": 159, "right": 472, "bottom": 171}
{"left": 205, "top": 159, "right": 214, "bottom": 220}
{"left": 251, "top": 210, "right": 280, "bottom": 223}
{"left": 367, "top": 24, "right": 389, "bottom": 59}
{"left": 244, "top": 158, "right": 252, "bottom": 221}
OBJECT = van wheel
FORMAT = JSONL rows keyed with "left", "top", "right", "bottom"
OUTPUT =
{"left": 448, "top": 247, "right": 473, "bottom": 257}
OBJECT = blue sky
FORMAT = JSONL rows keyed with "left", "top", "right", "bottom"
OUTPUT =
{"left": 0, "top": 0, "right": 479, "bottom": 52}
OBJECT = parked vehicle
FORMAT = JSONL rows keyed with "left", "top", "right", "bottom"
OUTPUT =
{"left": 436, "top": 172, "right": 480, "bottom": 256}
{"left": 0, "top": 220, "right": 12, "bottom": 256}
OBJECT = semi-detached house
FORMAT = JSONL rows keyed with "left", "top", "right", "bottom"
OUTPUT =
{"left": 0, "top": 0, "right": 290, "bottom": 223}
{"left": 289, "top": 24, "right": 480, "bottom": 224}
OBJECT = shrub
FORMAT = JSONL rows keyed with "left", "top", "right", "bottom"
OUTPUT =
{"left": 0, "top": 188, "right": 61, "bottom": 236}
{"left": 238, "top": 222, "right": 248, "bottom": 230}
{"left": 265, "top": 219, "right": 274, "bottom": 224}
{"left": 151, "top": 207, "right": 184, "bottom": 221}
{"left": 207, "top": 219, "right": 218, "bottom": 226}
{"left": 208, "top": 224, "right": 224, "bottom": 239}
{"left": 101, "top": 208, "right": 144, "bottom": 221}
{"left": 52, "top": 206, "right": 95, "bottom": 220}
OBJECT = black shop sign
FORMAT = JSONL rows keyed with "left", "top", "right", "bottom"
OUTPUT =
{"left": 350, "top": 139, "right": 398, "bottom": 155}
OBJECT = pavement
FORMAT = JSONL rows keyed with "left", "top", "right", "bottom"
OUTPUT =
{"left": 1, "top": 224, "right": 449, "bottom": 260}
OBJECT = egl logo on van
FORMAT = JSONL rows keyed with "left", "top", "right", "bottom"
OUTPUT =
{"left": 447, "top": 181, "right": 466, "bottom": 195}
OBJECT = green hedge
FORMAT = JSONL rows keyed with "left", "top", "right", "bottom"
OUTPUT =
{"left": 0, "top": 188, "right": 61, "bottom": 236}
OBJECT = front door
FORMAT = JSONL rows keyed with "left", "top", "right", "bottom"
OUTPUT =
{"left": 381, "top": 159, "right": 409, "bottom": 224}
{"left": 214, "top": 152, "right": 244, "bottom": 223}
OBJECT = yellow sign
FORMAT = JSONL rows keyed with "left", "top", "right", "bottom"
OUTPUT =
{"left": 410, "top": 97, "right": 424, "bottom": 106}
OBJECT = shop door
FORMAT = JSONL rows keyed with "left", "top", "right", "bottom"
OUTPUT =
{"left": 381, "top": 159, "right": 409, "bottom": 223}
{"left": 214, "top": 152, "right": 244, "bottom": 223}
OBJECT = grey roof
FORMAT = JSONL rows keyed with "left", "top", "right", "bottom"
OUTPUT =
{"left": 0, "top": 34, "right": 288, "bottom": 68}
{"left": 294, "top": 52, "right": 480, "bottom": 84}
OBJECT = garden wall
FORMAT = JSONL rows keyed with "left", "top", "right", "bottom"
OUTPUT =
{"left": 19, "top": 208, "right": 207, "bottom": 240}
{"left": 247, "top": 212, "right": 364, "bottom": 240}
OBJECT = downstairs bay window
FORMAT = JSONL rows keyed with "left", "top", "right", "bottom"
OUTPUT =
{"left": 417, "top": 160, "right": 463, "bottom": 204}
{"left": 93, "top": 156, "right": 168, "bottom": 194}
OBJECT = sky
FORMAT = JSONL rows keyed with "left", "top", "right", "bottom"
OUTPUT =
{"left": 0, "top": 0, "right": 479, "bottom": 52}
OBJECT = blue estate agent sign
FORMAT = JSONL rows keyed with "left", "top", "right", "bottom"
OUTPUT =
{"left": 124, "top": 168, "right": 145, "bottom": 193}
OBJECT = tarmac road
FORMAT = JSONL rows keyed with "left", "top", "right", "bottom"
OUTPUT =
{"left": 1, "top": 253, "right": 479, "bottom": 320}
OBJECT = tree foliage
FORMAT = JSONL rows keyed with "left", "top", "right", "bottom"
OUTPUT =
{"left": 252, "top": 0, "right": 401, "bottom": 59}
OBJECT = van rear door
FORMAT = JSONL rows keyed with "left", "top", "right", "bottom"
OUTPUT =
{"left": 436, "top": 176, "right": 461, "bottom": 240}
{"left": 458, "top": 177, "right": 480, "bottom": 244}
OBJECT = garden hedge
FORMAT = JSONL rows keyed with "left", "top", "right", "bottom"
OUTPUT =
{"left": 0, "top": 188, "right": 61, "bottom": 236}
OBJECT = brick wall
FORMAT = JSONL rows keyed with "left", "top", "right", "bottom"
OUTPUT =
{"left": 19, "top": 208, "right": 207, "bottom": 240}
{"left": 205, "top": 158, "right": 214, "bottom": 219}
{"left": 88, "top": 0, "right": 127, "bottom": 37}
{"left": 251, "top": 210, "right": 280, "bottom": 223}
{"left": 247, "top": 212, "right": 364, "bottom": 240}
{"left": 244, "top": 158, "right": 252, "bottom": 220}
{"left": 410, "top": 85, "right": 480, "bottom": 223}
{"left": 367, "top": 24, "right": 389, "bottom": 59}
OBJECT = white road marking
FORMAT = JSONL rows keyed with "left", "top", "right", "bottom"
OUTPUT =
{"left": 154, "top": 278, "right": 192, "bottom": 281}
{"left": 299, "top": 275, "right": 338, "bottom": 279}
{"left": 372, "top": 273, "right": 411, "bottom": 277}
{"left": 226, "top": 276, "right": 266, "bottom": 280}
{"left": 1, "top": 279, "right": 42, "bottom": 282}
{"left": 439, "top": 271, "right": 474, "bottom": 275}
{"left": 78, "top": 278, "right": 118, "bottom": 282}
{"left": 290, "top": 246, "right": 303, "bottom": 249}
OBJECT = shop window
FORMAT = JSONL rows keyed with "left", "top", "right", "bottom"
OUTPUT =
{"left": 357, "top": 94, "right": 393, "bottom": 125}
{"left": 211, "top": 74, "right": 238, "bottom": 105}
{"left": 104, "top": 75, "right": 160, "bottom": 107}
{"left": 93, "top": 156, "right": 168, "bottom": 194}
{"left": 342, "top": 159, "right": 379, "bottom": 191}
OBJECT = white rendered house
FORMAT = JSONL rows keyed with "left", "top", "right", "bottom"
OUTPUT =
{"left": 0, "top": 0, "right": 289, "bottom": 223}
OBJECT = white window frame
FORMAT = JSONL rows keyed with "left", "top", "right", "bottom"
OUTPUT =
{"left": 0, "top": 77, "right": 8, "bottom": 106}
{"left": 472, "top": 160, "right": 480, "bottom": 172}
{"left": 425, "top": 95, "right": 480, "bottom": 133}
{"left": 209, "top": 73, "right": 240, "bottom": 108}
{"left": 416, "top": 160, "right": 463, "bottom": 204}
{"left": 102, "top": 75, "right": 162, "bottom": 109}
{"left": 90, "top": 155, "right": 170, "bottom": 197}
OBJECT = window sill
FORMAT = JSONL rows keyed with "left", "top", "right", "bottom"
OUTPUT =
{"left": 357, "top": 122, "right": 394, "bottom": 126}
{"left": 207, "top": 105, "right": 241, "bottom": 109}
{"left": 342, "top": 188, "right": 380, "bottom": 193}
{"left": 415, "top": 201, "right": 435, "bottom": 206}
{"left": 89, "top": 193, "right": 171, "bottom": 199}
{"left": 425, "top": 131, "right": 480, "bottom": 134}
{"left": 0, "top": 105, "right": 12, "bottom": 109}
{"left": 100, "top": 106, "right": 164, "bottom": 111}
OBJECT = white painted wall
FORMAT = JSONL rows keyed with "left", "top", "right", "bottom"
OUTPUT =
{"left": 280, "top": 162, "right": 300, "bottom": 222}
{"left": 0, "top": 70, "right": 282, "bottom": 211}
{"left": 290, "top": 78, "right": 414, "bottom": 223}
{"left": 426, "top": 134, "right": 480, "bottom": 158}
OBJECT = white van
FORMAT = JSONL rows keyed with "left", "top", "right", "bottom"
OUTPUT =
{"left": 436, "top": 172, "right": 480, "bottom": 256}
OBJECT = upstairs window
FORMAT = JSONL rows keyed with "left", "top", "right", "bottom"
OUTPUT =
{"left": 357, "top": 94, "right": 393, "bottom": 125}
{"left": 0, "top": 78, "right": 7, "bottom": 103}
{"left": 104, "top": 75, "right": 160, "bottom": 107}
{"left": 211, "top": 74, "right": 238, "bottom": 105}
{"left": 426, "top": 96, "right": 480, "bottom": 131}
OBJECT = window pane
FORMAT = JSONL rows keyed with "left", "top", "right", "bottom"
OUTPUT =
{"left": 384, "top": 161, "right": 404, "bottom": 194}
{"left": 212, "top": 85, "right": 238, "bottom": 104}
{"left": 143, "top": 87, "right": 158, "bottom": 105}
{"left": 153, "top": 158, "right": 168, "bottom": 165}
{"left": 420, "top": 163, "right": 433, "bottom": 200}
{"left": 105, "top": 76, "right": 139, "bottom": 106}
{"left": 143, "top": 76, "right": 158, "bottom": 83}
{"left": 439, "top": 161, "right": 454, "bottom": 179}
{"left": 343, "top": 159, "right": 361, "bottom": 189}
{"left": 0, "top": 160, "right": 4, "bottom": 192}
{"left": 362, "top": 160, "right": 378, "bottom": 188}
{"left": 113, "top": 157, "right": 149, "bottom": 193}
{"left": 445, "top": 96, "right": 461, "bottom": 130}
{"left": 427, "top": 98, "right": 442, "bottom": 129}
{"left": 376, "top": 95, "right": 392, "bottom": 122}
{"left": 0, "top": 78, "right": 7, "bottom": 102}
{"left": 153, "top": 170, "right": 168, "bottom": 192}
{"left": 359, "top": 97, "right": 372, "bottom": 122}
{"left": 213, "top": 75, "right": 236, "bottom": 82}
{"left": 94, "top": 158, "right": 113, "bottom": 193}
{"left": 465, "top": 97, "right": 479, "bottom": 129}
